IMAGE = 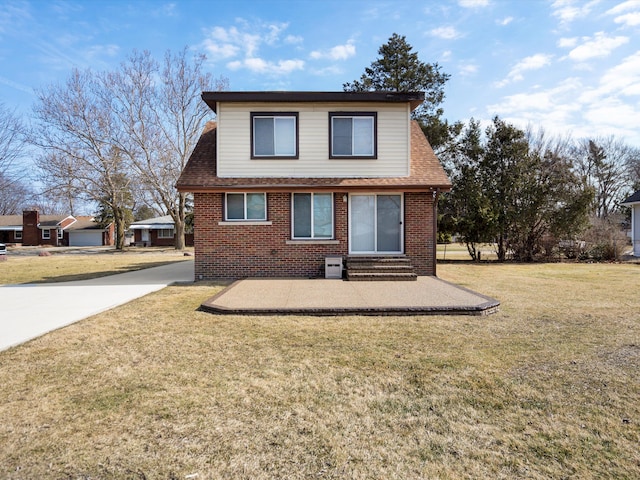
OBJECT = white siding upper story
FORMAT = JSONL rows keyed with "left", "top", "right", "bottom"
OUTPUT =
{"left": 216, "top": 102, "right": 411, "bottom": 178}
{"left": 632, "top": 204, "right": 640, "bottom": 257}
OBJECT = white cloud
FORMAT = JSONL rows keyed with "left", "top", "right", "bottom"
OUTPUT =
{"left": 429, "top": 26, "right": 461, "bottom": 39}
{"left": 557, "top": 37, "right": 577, "bottom": 48}
{"left": 487, "top": 50, "right": 640, "bottom": 145}
{"left": 227, "top": 57, "right": 304, "bottom": 75}
{"left": 285, "top": 35, "right": 303, "bottom": 45}
{"left": 567, "top": 32, "right": 629, "bottom": 61}
{"left": 310, "top": 41, "right": 356, "bottom": 61}
{"left": 613, "top": 12, "right": 640, "bottom": 26}
{"left": 459, "top": 0, "right": 490, "bottom": 7}
{"left": 201, "top": 40, "right": 239, "bottom": 60}
{"left": 200, "top": 20, "right": 304, "bottom": 76}
{"left": 551, "top": 0, "right": 599, "bottom": 25}
{"left": 606, "top": 0, "right": 640, "bottom": 15}
{"left": 497, "top": 16, "right": 513, "bottom": 26}
{"left": 495, "top": 53, "right": 553, "bottom": 87}
{"left": 0, "top": 75, "right": 33, "bottom": 94}
{"left": 86, "top": 44, "right": 119, "bottom": 59}
{"left": 459, "top": 63, "right": 478, "bottom": 76}
{"left": 578, "top": 51, "right": 640, "bottom": 103}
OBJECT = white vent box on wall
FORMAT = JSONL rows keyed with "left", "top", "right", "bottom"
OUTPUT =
{"left": 325, "top": 256, "right": 343, "bottom": 279}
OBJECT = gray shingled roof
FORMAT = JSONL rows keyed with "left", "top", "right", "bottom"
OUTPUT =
{"left": 129, "top": 215, "right": 174, "bottom": 229}
{"left": 621, "top": 190, "right": 640, "bottom": 205}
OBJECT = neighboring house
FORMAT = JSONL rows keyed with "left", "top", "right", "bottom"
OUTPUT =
{"left": 65, "top": 216, "right": 115, "bottom": 247}
{"left": 621, "top": 190, "right": 640, "bottom": 257}
{"left": 0, "top": 210, "right": 114, "bottom": 247}
{"left": 129, "top": 215, "right": 177, "bottom": 247}
{"left": 177, "top": 91, "right": 451, "bottom": 280}
{"left": 0, "top": 215, "right": 23, "bottom": 244}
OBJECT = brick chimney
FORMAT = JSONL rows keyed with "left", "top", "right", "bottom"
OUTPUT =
{"left": 22, "top": 210, "right": 40, "bottom": 246}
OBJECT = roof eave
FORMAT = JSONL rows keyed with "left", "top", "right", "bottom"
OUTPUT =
{"left": 201, "top": 91, "right": 426, "bottom": 113}
{"left": 177, "top": 183, "right": 451, "bottom": 193}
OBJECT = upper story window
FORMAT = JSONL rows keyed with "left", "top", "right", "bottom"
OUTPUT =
{"left": 251, "top": 112, "right": 298, "bottom": 159}
{"left": 225, "top": 193, "right": 267, "bottom": 221}
{"left": 329, "top": 112, "right": 377, "bottom": 159}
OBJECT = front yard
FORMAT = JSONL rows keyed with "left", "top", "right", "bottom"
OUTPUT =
{"left": 0, "top": 247, "right": 190, "bottom": 284}
{"left": 0, "top": 260, "right": 638, "bottom": 479}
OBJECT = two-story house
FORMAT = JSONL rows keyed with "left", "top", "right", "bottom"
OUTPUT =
{"left": 177, "top": 91, "right": 451, "bottom": 280}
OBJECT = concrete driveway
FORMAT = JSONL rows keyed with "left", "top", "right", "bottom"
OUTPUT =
{"left": 0, "top": 260, "right": 193, "bottom": 352}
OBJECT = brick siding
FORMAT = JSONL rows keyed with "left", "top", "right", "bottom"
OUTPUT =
{"left": 193, "top": 191, "right": 435, "bottom": 280}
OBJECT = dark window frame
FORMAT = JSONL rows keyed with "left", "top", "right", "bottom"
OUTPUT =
{"left": 224, "top": 192, "right": 268, "bottom": 221}
{"left": 291, "top": 192, "right": 335, "bottom": 240}
{"left": 250, "top": 112, "right": 299, "bottom": 159}
{"left": 329, "top": 112, "right": 377, "bottom": 159}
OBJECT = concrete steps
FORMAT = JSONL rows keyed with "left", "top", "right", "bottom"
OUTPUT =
{"left": 346, "top": 256, "right": 417, "bottom": 281}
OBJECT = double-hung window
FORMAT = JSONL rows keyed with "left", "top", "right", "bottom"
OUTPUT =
{"left": 225, "top": 193, "right": 267, "bottom": 221}
{"left": 42, "top": 229, "right": 50, "bottom": 240}
{"left": 57, "top": 228, "right": 63, "bottom": 240}
{"left": 292, "top": 193, "right": 333, "bottom": 239}
{"left": 251, "top": 112, "right": 298, "bottom": 158}
{"left": 329, "top": 112, "right": 377, "bottom": 158}
{"left": 15, "top": 230, "right": 22, "bottom": 240}
{"left": 158, "top": 228, "right": 174, "bottom": 239}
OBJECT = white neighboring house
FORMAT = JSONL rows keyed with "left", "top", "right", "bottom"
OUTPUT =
{"left": 128, "top": 215, "right": 176, "bottom": 246}
{"left": 621, "top": 190, "right": 640, "bottom": 257}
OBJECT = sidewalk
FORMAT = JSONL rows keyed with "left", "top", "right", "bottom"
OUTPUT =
{"left": 0, "top": 260, "right": 194, "bottom": 352}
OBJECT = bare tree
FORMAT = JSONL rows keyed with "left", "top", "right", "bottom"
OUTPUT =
{"left": 109, "top": 48, "right": 227, "bottom": 250}
{"left": 32, "top": 70, "right": 133, "bottom": 249}
{"left": 573, "top": 136, "right": 637, "bottom": 219}
{"left": 0, "top": 102, "right": 32, "bottom": 214}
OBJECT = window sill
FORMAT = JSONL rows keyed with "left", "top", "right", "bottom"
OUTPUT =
{"left": 286, "top": 239, "right": 340, "bottom": 245}
{"left": 218, "top": 221, "right": 272, "bottom": 226}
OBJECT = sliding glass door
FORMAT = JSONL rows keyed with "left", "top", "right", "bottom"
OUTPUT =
{"left": 349, "top": 194, "right": 403, "bottom": 254}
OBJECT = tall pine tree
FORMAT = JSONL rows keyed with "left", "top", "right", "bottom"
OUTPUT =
{"left": 344, "top": 33, "right": 460, "bottom": 151}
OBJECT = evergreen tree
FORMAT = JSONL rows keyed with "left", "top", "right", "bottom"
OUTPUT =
{"left": 344, "top": 33, "right": 460, "bottom": 151}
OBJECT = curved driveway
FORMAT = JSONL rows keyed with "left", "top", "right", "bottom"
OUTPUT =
{"left": 0, "top": 260, "right": 194, "bottom": 352}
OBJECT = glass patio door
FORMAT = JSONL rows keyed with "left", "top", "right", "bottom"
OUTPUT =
{"left": 349, "top": 194, "right": 403, "bottom": 254}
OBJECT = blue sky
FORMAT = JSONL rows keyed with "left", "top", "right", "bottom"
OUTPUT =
{"left": 1, "top": 0, "right": 639, "bottom": 146}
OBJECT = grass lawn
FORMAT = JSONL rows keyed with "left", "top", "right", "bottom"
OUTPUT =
{"left": 0, "top": 262, "right": 638, "bottom": 478}
{"left": 437, "top": 243, "right": 498, "bottom": 261}
{"left": 0, "top": 248, "right": 191, "bottom": 284}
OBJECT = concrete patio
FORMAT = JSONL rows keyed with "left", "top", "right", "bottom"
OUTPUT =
{"left": 200, "top": 276, "right": 500, "bottom": 316}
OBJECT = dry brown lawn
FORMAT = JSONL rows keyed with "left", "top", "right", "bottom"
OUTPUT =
{"left": 0, "top": 248, "right": 190, "bottom": 284}
{"left": 0, "top": 262, "right": 638, "bottom": 479}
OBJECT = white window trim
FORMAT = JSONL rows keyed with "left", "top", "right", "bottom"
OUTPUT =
{"left": 57, "top": 228, "right": 63, "bottom": 239}
{"left": 42, "top": 229, "right": 50, "bottom": 240}
{"left": 157, "top": 228, "right": 174, "bottom": 239}
{"left": 286, "top": 239, "right": 339, "bottom": 245}
{"left": 218, "top": 221, "right": 273, "bottom": 226}
{"left": 15, "top": 230, "right": 22, "bottom": 240}
{"left": 291, "top": 192, "right": 334, "bottom": 240}
{"left": 224, "top": 192, "right": 267, "bottom": 221}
